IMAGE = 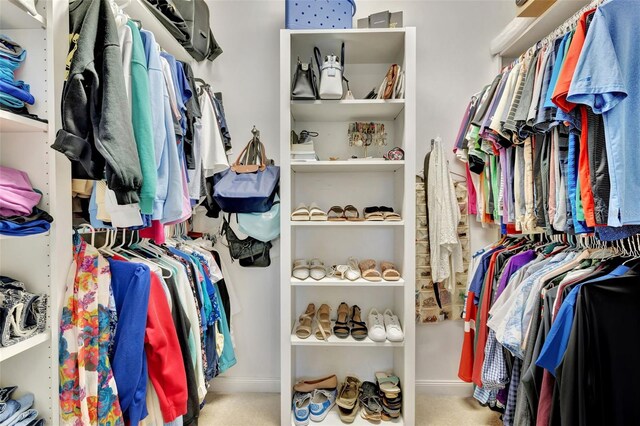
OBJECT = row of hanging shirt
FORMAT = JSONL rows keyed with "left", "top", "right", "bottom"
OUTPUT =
{"left": 60, "top": 228, "right": 239, "bottom": 426}
{"left": 459, "top": 234, "right": 640, "bottom": 426}
{"left": 452, "top": 0, "right": 640, "bottom": 241}
{"left": 55, "top": 0, "right": 232, "bottom": 242}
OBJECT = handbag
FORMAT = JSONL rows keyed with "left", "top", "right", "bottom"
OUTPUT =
{"left": 238, "top": 196, "right": 280, "bottom": 243}
{"left": 314, "top": 43, "right": 346, "bottom": 100}
{"left": 213, "top": 134, "right": 280, "bottom": 213}
{"left": 291, "top": 58, "right": 318, "bottom": 100}
{"left": 376, "top": 64, "right": 405, "bottom": 100}
{"left": 142, "top": 0, "right": 223, "bottom": 61}
{"left": 221, "top": 214, "right": 272, "bottom": 267}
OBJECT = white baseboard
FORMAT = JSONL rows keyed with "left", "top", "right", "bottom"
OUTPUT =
{"left": 415, "top": 380, "right": 473, "bottom": 397}
{"left": 208, "top": 378, "right": 473, "bottom": 397}
{"left": 208, "top": 377, "right": 280, "bottom": 393}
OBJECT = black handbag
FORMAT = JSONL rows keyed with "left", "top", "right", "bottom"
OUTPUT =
{"left": 221, "top": 214, "right": 272, "bottom": 267}
{"left": 142, "top": 0, "right": 223, "bottom": 61}
{"left": 291, "top": 58, "right": 318, "bottom": 100}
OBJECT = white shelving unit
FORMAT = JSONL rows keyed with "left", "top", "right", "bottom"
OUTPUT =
{"left": 280, "top": 28, "right": 416, "bottom": 426}
{"left": 0, "top": 1, "right": 71, "bottom": 423}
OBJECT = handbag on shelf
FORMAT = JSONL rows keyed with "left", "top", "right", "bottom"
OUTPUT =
{"left": 376, "top": 64, "right": 405, "bottom": 100}
{"left": 213, "top": 130, "right": 280, "bottom": 213}
{"left": 291, "top": 58, "right": 319, "bottom": 100}
{"left": 238, "top": 196, "right": 280, "bottom": 243}
{"left": 221, "top": 214, "right": 272, "bottom": 267}
{"left": 314, "top": 43, "right": 346, "bottom": 100}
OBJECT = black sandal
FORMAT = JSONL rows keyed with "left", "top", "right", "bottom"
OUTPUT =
{"left": 333, "top": 302, "right": 350, "bottom": 338}
{"left": 349, "top": 305, "right": 368, "bottom": 341}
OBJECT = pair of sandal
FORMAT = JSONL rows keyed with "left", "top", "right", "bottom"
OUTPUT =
{"left": 359, "top": 259, "right": 401, "bottom": 282}
{"left": 334, "top": 303, "right": 367, "bottom": 341}
{"left": 328, "top": 257, "right": 360, "bottom": 281}
{"left": 327, "top": 205, "right": 363, "bottom": 221}
{"left": 363, "top": 206, "right": 402, "bottom": 221}
{"left": 291, "top": 203, "right": 327, "bottom": 221}
{"left": 292, "top": 259, "right": 326, "bottom": 280}
{"left": 295, "top": 303, "right": 333, "bottom": 341}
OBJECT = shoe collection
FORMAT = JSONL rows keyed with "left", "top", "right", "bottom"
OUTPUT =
{"left": 291, "top": 204, "right": 402, "bottom": 222}
{"left": 292, "top": 373, "right": 402, "bottom": 425}
{"left": 295, "top": 303, "right": 404, "bottom": 342}
{"left": 0, "top": 386, "right": 44, "bottom": 426}
{"left": 292, "top": 258, "right": 401, "bottom": 282}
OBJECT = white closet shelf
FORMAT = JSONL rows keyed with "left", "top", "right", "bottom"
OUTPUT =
{"left": 291, "top": 160, "right": 404, "bottom": 173}
{"left": 498, "top": 0, "right": 591, "bottom": 58}
{"left": 291, "top": 221, "right": 404, "bottom": 227}
{"left": 0, "top": 332, "right": 50, "bottom": 363}
{"left": 291, "top": 332, "right": 404, "bottom": 348}
{"left": 124, "top": 0, "right": 192, "bottom": 63}
{"left": 291, "top": 100, "right": 405, "bottom": 122}
{"left": 0, "top": 111, "right": 48, "bottom": 133}
{"left": 290, "top": 408, "right": 404, "bottom": 426}
{"left": 0, "top": 231, "right": 50, "bottom": 240}
{"left": 1, "top": 0, "right": 47, "bottom": 29}
{"left": 291, "top": 277, "right": 405, "bottom": 287}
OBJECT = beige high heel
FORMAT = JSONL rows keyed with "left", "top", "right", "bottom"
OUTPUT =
{"left": 314, "top": 304, "right": 332, "bottom": 341}
{"left": 295, "top": 303, "right": 316, "bottom": 339}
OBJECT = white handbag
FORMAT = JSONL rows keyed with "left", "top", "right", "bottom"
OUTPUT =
{"left": 314, "top": 44, "right": 345, "bottom": 100}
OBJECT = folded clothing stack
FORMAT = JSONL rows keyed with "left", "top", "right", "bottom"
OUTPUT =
{"left": 0, "top": 166, "right": 53, "bottom": 236}
{"left": 0, "top": 276, "right": 47, "bottom": 347}
{"left": 0, "top": 35, "right": 36, "bottom": 113}
{"left": 0, "top": 386, "right": 44, "bottom": 426}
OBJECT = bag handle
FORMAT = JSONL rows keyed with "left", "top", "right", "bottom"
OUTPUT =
{"left": 314, "top": 46, "right": 323, "bottom": 78}
{"left": 231, "top": 138, "right": 268, "bottom": 173}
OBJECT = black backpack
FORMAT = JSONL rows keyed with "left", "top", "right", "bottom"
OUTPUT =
{"left": 142, "top": 0, "right": 223, "bottom": 61}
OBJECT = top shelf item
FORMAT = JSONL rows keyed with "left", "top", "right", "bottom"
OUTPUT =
{"left": 290, "top": 28, "right": 405, "bottom": 64}
{"left": 0, "top": 0, "right": 46, "bottom": 29}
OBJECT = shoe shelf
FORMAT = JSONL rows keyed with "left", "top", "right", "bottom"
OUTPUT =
{"left": 291, "top": 221, "right": 405, "bottom": 227}
{"left": 291, "top": 160, "right": 404, "bottom": 173}
{"left": 290, "top": 409, "right": 404, "bottom": 426}
{"left": 1, "top": 0, "right": 47, "bottom": 29}
{"left": 0, "top": 332, "right": 50, "bottom": 363}
{"left": 281, "top": 28, "right": 416, "bottom": 426}
{"left": 290, "top": 99, "right": 405, "bottom": 122}
{"left": 0, "top": 110, "right": 48, "bottom": 133}
{"left": 291, "top": 277, "right": 405, "bottom": 287}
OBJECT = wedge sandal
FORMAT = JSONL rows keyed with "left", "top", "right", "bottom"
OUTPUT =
{"left": 349, "top": 305, "right": 368, "bottom": 341}
{"left": 291, "top": 203, "right": 310, "bottom": 221}
{"left": 380, "top": 261, "right": 401, "bottom": 281}
{"left": 344, "top": 205, "right": 364, "bottom": 221}
{"left": 295, "top": 303, "right": 316, "bottom": 339}
{"left": 333, "top": 302, "right": 350, "bottom": 338}
{"left": 314, "top": 304, "right": 332, "bottom": 341}
{"left": 359, "top": 259, "right": 382, "bottom": 282}
{"left": 327, "top": 206, "right": 346, "bottom": 221}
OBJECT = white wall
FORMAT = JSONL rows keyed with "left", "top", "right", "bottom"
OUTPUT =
{"left": 199, "top": 0, "right": 510, "bottom": 393}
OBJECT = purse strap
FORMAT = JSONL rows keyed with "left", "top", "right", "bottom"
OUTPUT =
{"left": 314, "top": 46, "right": 323, "bottom": 78}
{"left": 231, "top": 136, "right": 268, "bottom": 173}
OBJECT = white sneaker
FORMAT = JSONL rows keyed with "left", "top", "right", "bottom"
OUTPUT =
{"left": 309, "top": 388, "right": 337, "bottom": 422}
{"left": 293, "top": 392, "right": 312, "bottom": 426}
{"left": 383, "top": 309, "right": 404, "bottom": 342}
{"left": 367, "top": 309, "right": 386, "bottom": 342}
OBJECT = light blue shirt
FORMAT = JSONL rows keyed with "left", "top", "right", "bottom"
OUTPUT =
{"left": 567, "top": 0, "right": 640, "bottom": 226}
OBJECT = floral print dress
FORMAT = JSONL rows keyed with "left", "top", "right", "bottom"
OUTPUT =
{"left": 59, "top": 239, "right": 124, "bottom": 426}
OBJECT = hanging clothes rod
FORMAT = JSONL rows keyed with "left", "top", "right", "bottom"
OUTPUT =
{"left": 505, "top": 0, "right": 606, "bottom": 69}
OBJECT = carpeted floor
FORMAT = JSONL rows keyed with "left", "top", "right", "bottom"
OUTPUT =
{"left": 201, "top": 393, "right": 501, "bottom": 426}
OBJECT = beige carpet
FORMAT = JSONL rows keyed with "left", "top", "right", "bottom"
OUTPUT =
{"left": 201, "top": 393, "right": 501, "bottom": 426}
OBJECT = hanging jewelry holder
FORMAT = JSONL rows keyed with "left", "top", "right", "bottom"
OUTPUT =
{"left": 348, "top": 121, "right": 387, "bottom": 159}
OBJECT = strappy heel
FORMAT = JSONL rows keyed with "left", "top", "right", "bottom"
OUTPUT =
{"left": 349, "top": 305, "right": 368, "bottom": 341}
{"left": 295, "top": 303, "right": 316, "bottom": 339}
{"left": 314, "top": 304, "right": 332, "bottom": 341}
{"left": 333, "top": 302, "right": 350, "bottom": 339}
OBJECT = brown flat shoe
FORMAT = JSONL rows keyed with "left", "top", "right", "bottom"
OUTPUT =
{"left": 293, "top": 374, "right": 338, "bottom": 393}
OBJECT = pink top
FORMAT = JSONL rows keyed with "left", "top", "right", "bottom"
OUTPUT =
{"left": 0, "top": 166, "right": 41, "bottom": 217}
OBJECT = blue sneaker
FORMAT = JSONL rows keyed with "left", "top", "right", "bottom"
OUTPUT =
{"left": 310, "top": 388, "right": 337, "bottom": 422}
{"left": 292, "top": 392, "right": 312, "bottom": 426}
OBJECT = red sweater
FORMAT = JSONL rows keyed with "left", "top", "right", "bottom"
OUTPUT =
{"left": 146, "top": 272, "right": 188, "bottom": 422}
